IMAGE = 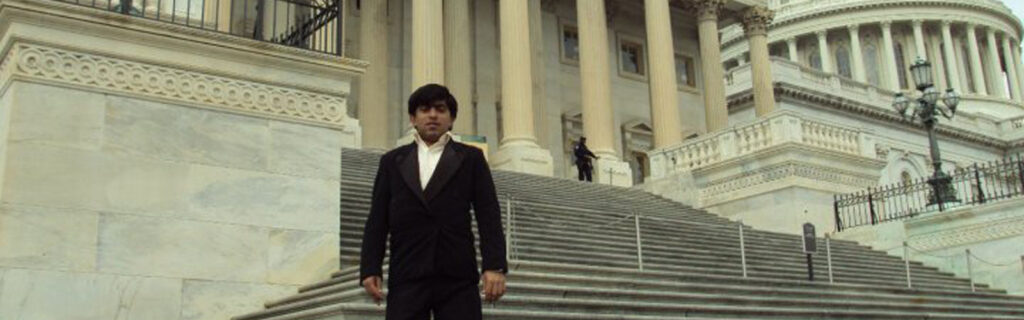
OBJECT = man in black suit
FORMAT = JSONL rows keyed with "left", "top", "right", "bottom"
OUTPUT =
{"left": 359, "top": 83, "right": 507, "bottom": 320}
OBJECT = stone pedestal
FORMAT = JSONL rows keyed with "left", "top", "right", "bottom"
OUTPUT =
{"left": 592, "top": 158, "right": 634, "bottom": 187}
{"left": 491, "top": 141, "right": 554, "bottom": 177}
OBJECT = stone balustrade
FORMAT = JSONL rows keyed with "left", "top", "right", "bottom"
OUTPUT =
{"left": 647, "top": 110, "right": 874, "bottom": 179}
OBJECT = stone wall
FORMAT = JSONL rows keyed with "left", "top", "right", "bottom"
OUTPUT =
{"left": 0, "top": 0, "right": 364, "bottom": 318}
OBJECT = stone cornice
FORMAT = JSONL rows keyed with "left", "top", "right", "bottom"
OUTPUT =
{"left": 721, "top": 0, "right": 1022, "bottom": 48}
{"left": 0, "top": 42, "right": 354, "bottom": 129}
{"left": 726, "top": 83, "right": 1010, "bottom": 151}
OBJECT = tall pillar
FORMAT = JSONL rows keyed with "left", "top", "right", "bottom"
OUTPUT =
{"left": 1001, "top": 35, "right": 1022, "bottom": 101}
{"left": 492, "top": 0, "right": 553, "bottom": 176}
{"left": 444, "top": 0, "right": 475, "bottom": 135}
{"left": 848, "top": 24, "right": 866, "bottom": 82}
{"left": 940, "top": 20, "right": 961, "bottom": 92}
{"left": 912, "top": 20, "right": 927, "bottom": 60}
{"left": 697, "top": 0, "right": 729, "bottom": 132}
{"left": 743, "top": 6, "right": 777, "bottom": 117}
{"left": 985, "top": 27, "right": 1007, "bottom": 98}
{"left": 644, "top": 0, "right": 684, "bottom": 148}
{"left": 966, "top": 23, "right": 987, "bottom": 95}
{"left": 577, "top": 0, "right": 631, "bottom": 185}
{"left": 816, "top": 30, "right": 833, "bottom": 73}
{"left": 930, "top": 32, "right": 948, "bottom": 90}
{"left": 786, "top": 37, "right": 799, "bottom": 62}
{"left": 881, "top": 21, "right": 901, "bottom": 91}
{"left": 358, "top": 0, "right": 390, "bottom": 150}
{"left": 412, "top": 0, "right": 444, "bottom": 88}
{"left": 1012, "top": 41, "right": 1024, "bottom": 103}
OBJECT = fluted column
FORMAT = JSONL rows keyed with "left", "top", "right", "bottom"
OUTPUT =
{"left": 848, "top": 24, "right": 866, "bottom": 82}
{"left": 358, "top": 0, "right": 390, "bottom": 150}
{"left": 882, "top": 21, "right": 900, "bottom": 91}
{"left": 816, "top": 31, "right": 833, "bottom": 73}
{"left": 445, "top": 0, "right": 475, "bottom": 134}
{"left": 577, "top": 0, "right": 616, "bottom": 157}
{"left": 697, "top": 0, "right": 729, "bottom": 132}
{"left": 743, "top": 6, "right": 777, "bottom": 117}
{"left": 492, "top": 0, "right": 553, "bottom": 176}
{"left": 929, "top": 33, "right": 947, "bottom": 90}
{"left": 986, "top": 28, "right": 1007, "bottom": 98}
{"left": 1013, "top": 41, "right": 1024, "bottom": 103}
{"left": 1001, "top": 35, "right": 1022, "bottom": 101}
{"left": 412, "top": 0, "right": 444, "bottom": 88}
{"left": 786, "top": 37, "right": 799, "bottom": 62}
{"left": 576, "top": 0, "right": 630, "bottom": 185}
{"left": 644, "top": 0, "right": 684, "bottom": 148}
{"left": 940, "top": 20, "right": 961, "bottom": 92}
{"left": 912, "top": 20, "right": 927, "bottom": 60}
{"left": 966, "top": 23, "right": 987, "bottom": 95}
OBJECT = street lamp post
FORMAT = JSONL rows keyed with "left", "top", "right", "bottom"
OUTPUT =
{"left": 892, "top": 57, "right": 961, "bottom": 212}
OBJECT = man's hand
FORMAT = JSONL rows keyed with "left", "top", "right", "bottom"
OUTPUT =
{"left": 362, "top": 276, "right": 384, "bottom": 305}
{"left": 480, "top": 270, "right": 506, "bottom": 302}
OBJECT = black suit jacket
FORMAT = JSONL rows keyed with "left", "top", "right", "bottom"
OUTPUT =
{"left": 359, "top": 140, "right": 507, "bottom": 286}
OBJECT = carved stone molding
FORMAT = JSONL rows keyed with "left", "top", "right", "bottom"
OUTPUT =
{"left": 741, "top": 6, "right": 774, "bottom": 36}
{"left": 699, "top": 161, "right": 879, "bottom": 204}
{"left": 909, "top": 215, "right": 1024, "bottom": 251}
{"left": 1, "top": 43, "right": 352, "bottom": 128}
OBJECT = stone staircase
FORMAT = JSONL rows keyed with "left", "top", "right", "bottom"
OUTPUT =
{"left": 233, "top": 148, "right": 1024, "bottom": 320}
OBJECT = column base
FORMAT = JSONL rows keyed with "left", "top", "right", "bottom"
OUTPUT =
{"left": 593, "top": 157, "right": 634, "bottom": 187}
{"left": 491, "top": 141, "right": 553, "bottom": 177}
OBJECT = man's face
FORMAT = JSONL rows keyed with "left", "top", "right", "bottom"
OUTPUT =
{"left": 410, "top": 100, "right": 453, "bottom": 144}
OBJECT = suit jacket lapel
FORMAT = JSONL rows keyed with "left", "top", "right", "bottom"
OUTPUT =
{"left": 423, "top": 142, "right": 464, "bottom": 202}
{"left": 397, "top": 144, "right": 429, "bottom": 208}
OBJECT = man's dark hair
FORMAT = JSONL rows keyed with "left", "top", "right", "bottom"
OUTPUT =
{"left": 407, "top": 83, "right": 458, "bottom": 118}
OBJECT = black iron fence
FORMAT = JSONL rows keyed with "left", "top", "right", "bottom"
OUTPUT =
{"left": 834, "top": 155, "right": 1024, "bottom": 232}
{"left": 55, "top": 0, "right": 344, "bottom": 55}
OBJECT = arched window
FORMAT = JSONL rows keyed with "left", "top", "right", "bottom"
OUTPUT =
{"left": 864, "top": 43, "right": 881, "bottom": 85}
{"left": 836, "top": 45, "right": 852, "bottom": 78}
{"left": 809, "top": 51, "right": 822, "bottom": 70}
{"left": 894, "top": 43, "right": 909, "bottom": 89}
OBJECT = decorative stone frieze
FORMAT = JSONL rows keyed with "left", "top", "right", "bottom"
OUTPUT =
{"left": 699, "top": 161, "right": 879, "bottom": 204}
{"left": 741, "top": 6, "right": 774, "bottom": 36}
{"left": 0, "top": 43, "right": 354, "bottom": 129}
{"left": 908, "top": 209, "right": 1024, "bottom": 251}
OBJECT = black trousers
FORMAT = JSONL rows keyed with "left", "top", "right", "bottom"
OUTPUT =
{"left": 577, "top": 165, "right": 593, "bottom": 182}
{"left": 386, "top": 277, "right": 482, "bottom": 320}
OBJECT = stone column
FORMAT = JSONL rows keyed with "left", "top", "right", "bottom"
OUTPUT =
{"left": 578, "top": 0, "right": 631, "bottom": 185}
{"left": 929, "top": 33, "right": 947, "bottom": 90}
{"left": 986, "top": 27, "right": 1007, "bottom": 98}
{"left": 940, "top": 20, "right": 961, "bottom": 92}
{"left": 848, "top": 24, "right": 866, "bottom": 82}
{"left": 816, "top": 30, "right": 833, "bottom": 73}
{"left": 412, "top": 0, "right": 444, "bottom": 88}
{"left": 697, "top": 0, "right": 729, "bottom": 133}
{"left": 644, "top": 0, "right": 684, "bottom": 148}
{"left": 966, "top": 23, "right": 987, "bottom": 95}
{"left": 492, "top": 0, "right": 553, "bottom": 176}
{"left": 1013, "top": 41, "right": 1024, "bottom": 103}
{"left": 358, "top": 0, "right": 390, "bottom": 150}
{"left": 912, "top": 20, "right": 927, "bottom": 60}
{"left": 1001, "top": 35, "right": 1022, "bottom": 101}
{"left": 444, "top": 0, "right": 475, "bottom": 135}
{"left": 881, "top": 21, "right": 901, "bottom": 91}
{"left": 786, "top": 37, "right": 799, "bottom": 62}
{"left": 743, "top": 6, "right": 777, "bottom": 117}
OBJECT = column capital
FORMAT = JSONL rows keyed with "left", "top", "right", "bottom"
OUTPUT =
{"left": 986, "top": 26, "right": 997, "bottom": 36}
{"left": 941, "top": 19, "right": 953, "bottom": 27}
{"left": 741, "top": 6, "right": 774, "bottom": 36}
{"left": 847, "top": 24, "right": 860, "bottom": 33}
{"left": 912, "top": 19, "right": 924, "bottom": 28}
{"left": 786, "top": 37, "right": 798, "bottom": 44}
{"left": 966, "top": 22, "right": 977, "bottom": 29}
{"left": 691, "top": 0, "right": 727, "bottom": 21}
{"left": 815, "top": 30, "right": 828, "bottom": 39}
{"left": 880, "top": 20, "right": 893, "bottom": 29}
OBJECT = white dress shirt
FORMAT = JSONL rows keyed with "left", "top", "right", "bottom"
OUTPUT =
{"left": 413, "top": 132, "right": 452, "bottom": 190}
